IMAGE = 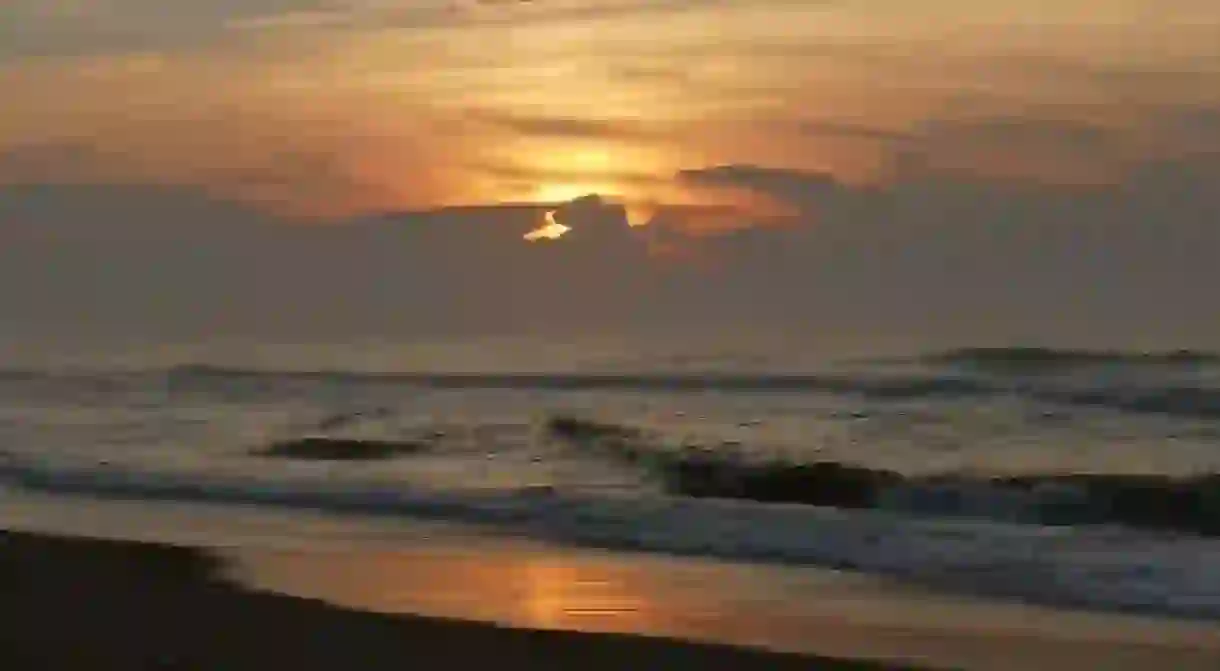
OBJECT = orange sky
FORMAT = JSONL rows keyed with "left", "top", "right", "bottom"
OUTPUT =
{"left": 3, "top": 0, "right": 1219, "bottom": 225}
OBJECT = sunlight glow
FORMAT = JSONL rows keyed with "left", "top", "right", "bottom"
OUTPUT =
{"left": 523, "top": 210, "right": 572, "bottom": 242}
{"left": 532, "top": 182, "right": 611, "bottom": 204}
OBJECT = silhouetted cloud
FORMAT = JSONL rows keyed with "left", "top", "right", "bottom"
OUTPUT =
{"left": 0, "top": 143, "right": 103, "bottom": 182}
{"left": 6, "top": 148, "right": 1219, "bottom": 348}
{"left": 524, "top": 193, "right": 638, "bottom": 242}
{"left": 910, "top": 116, "right": 1119, "bottom": 164}
{"left": 0, "top": 185, "right": 659, "bottom": 340}
{"left": 550, "top": 193, "right": 630, "bottom": 229}
{"left": 1153, "top": 106, "right": 1220, "bottom": 149}
{"left": 686, "top": 114, "right": 1132, "bottom": 198}
{"left": 676, "top": 165, "right": 841, "bottom": 212}
{"left": 642, "top": 203, "right": 775, "bottom": 233}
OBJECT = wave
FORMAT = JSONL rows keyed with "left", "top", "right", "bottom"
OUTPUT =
{"left": 4, "top": 456, "right": 1220, "bottom": 621}
{"left": 9, "top": 345, "right": 1220, "bottom": 384}
{"left": 163, "top": 365, "right": 984, "bottom": 393}
{"left": 166, "top": 365, "right": 1220, "bottom": 419}
{"left": 0, "top": 369, "right": 58, "bottom": 382}
{"left": 6, "top": 351, "right": 1220, "bottom": 421}
{"left": 925, "top": 347, "right": 1220, "bottom": 372}
{"left": 1034, "top": 385, "right": 1220, "bottom": 419}
{"left": 543, "top": 414, "right": 1220, "bottom": 536}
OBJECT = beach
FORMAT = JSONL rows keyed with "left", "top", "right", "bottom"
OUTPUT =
{"left": 6, "top": 0, "right": 1220, "bottom": 665}
{"left": 4, "top": 489, "right": 1220, "bottom": 671}
{"left": 5, "top": 354, "right": 1220, "bottom": 670}
{"left": 0, "top": 529, "right": 919, "bottom": 671}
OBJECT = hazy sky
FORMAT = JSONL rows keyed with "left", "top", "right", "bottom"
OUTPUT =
{"left": 2, "top": 0, "right": 1219, "bottom": 360}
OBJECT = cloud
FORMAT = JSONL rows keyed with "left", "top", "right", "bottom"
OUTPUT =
{"left": 4, "top": 114, "right": 1220, "bottom": 348}
{"left": 225, "top": 8, "right": 354, "bottom": 32}
{"left": 549, "top": 193, "right": 630, "bottom": 229}
{"left": 914, "top": 116, "right": 1116, "bottom": 156}
{"left": 462, "top": 108, "right": 661, "bottom": 142}
{"left": 0, "top": 185, "right": 659, "bottom": 340}
{"left": 697, "top": 113, "right": 1133, "bottom": 187}
{"left": 796, "top": 119, "right": 914, "bottom": 143}
{"left": 676, "top": 164, "right": 841, "bottom": 212}
{"left": 643, "top": 203, "right": 771, "bottom": 232}
{"left": 443, "top": 0, "right": 744, "bottom": 27}
{"left": 0, "top": 0, "right": 835, "bottom": 64}
{"left": 861, "top": 115, "right": 1124, "bottom": 185}
{"left": 610, "top": 64, "right": 697, "bottom": 87}
{"left": 0, "top": 143, "right": 104, "bottom": 182}
{"left": 767, "top": 113, "right": 1130, "bottom": 183}
{"left": 0, "top": 0, "right": 343, "bottom": 60}
{"left": 1151, "top": 106, "right": 1220, "bottom": 151}
{"left": 525, "top": 193, "right": 638, "bottom": 242}
{"left": 0, "top": 0, "right": 726, "bottom": 61}
{"left": 475, "top": 161, "right": 666, "bottom": 194}
{"left": 692, "top": 150, "right": 1220, "bottom": 337}
{"left": 0, "top": 127, "right": 449, "bottom": 219}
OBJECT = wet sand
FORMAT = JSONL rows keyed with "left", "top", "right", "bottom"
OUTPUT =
{"left": 6, "top": 492, "right": 1220, "bottom": 670}
{"left": 0, "top": 530, "right": 922, "bottom": 670}
{"left": 229, "top": 541, "right": 1220, "bottom": 671}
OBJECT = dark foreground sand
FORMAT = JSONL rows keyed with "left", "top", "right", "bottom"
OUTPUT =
{"left": 0, "top": 531, "right": 927, "bottom": 670}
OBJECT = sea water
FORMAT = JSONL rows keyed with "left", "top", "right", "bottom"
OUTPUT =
{"left": 4, "top": 345, "right": 1220, "bottom": 620}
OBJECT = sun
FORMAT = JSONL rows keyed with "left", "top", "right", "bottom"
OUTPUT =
{"left": 523, "top": 210, "right": 571, "bottom": 242}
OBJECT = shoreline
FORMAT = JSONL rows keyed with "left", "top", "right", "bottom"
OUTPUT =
{"left": 0, "top": 530, "right": 925, "bottom": 670}
{"left": 7, "top": 490, "right": 1220, "bottom": 669}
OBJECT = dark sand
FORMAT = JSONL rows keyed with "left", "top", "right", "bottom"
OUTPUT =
{"left": 0, "top": 531, "right": 928, "bottom": 670}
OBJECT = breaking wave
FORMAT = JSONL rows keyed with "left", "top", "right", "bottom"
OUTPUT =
{"left": 541, "top": 415, "right": 1220, "bottom": 537}
{"left": 3, "top": 455, "right": 1220, "bottom": 621}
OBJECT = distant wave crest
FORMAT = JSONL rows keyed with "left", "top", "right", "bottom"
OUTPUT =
{"left": 5, "top": 346, "right": 1220, "bottom": 421}
{"left": 161, "top": 361, "right": 1220, "bottom": 420}
{"left": 925, "top": 346, "right": 1220, "bottom": 371}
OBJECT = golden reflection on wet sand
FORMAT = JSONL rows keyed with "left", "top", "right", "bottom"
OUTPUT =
{"left": 227, "top": 546, "right": 751, "bottom": 638}
{"left": 226, "top": 541, "right": 1220, "bottom": 671}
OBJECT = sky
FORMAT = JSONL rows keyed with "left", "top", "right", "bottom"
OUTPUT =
{"left": 2, "top": 0, "right": 1219, "bottom": 363}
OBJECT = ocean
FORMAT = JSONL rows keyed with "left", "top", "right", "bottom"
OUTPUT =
{"left": 4, "top": 345, "right": 1220, "bottom": 620}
